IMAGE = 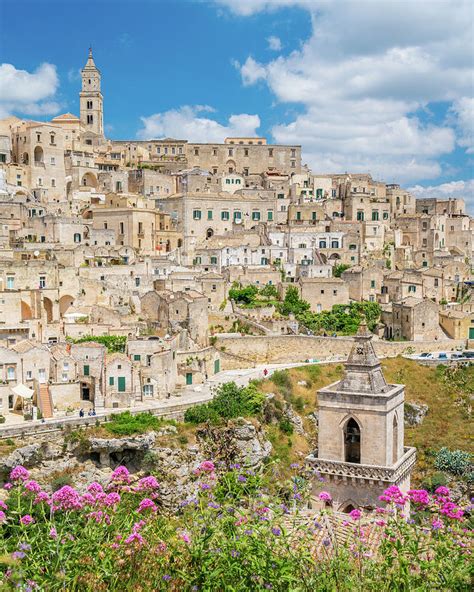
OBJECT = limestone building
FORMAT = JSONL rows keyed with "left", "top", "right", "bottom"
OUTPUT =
{"left": 79, "top": 48, "right": 104, "bottom": 143}
{"left": 307, "top": 321, "right": 416, "bottom": 511}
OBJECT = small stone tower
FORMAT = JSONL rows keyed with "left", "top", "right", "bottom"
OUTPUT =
{"left": 307, "top": 320, "right": 416, "bottom": 512}
{"left": 80, "top": 48, "right": 104, "bottom": 140}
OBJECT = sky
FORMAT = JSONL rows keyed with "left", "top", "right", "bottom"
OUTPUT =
{"left": 0, "top": 0, "right": 473, "bottom": 206}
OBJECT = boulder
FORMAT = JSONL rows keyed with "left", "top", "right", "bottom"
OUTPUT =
{"left": 89, "top": 431, "right": 157, "bottom": 453}
{"left": 404, "top": 402, "right": 429, "bottom": 426}
{"left": 1, "top": 444, "right": 43, "bottom": 471}
{"left": 232, "top": 419, "right": 272, "bottom": 467}
{"left": 284, "top": 404, "right": 305, "bottom": 434}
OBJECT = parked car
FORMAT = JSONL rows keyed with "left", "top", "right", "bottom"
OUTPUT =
{"left": 418, "top": 352, "right": 433, "bottom": 359}
{"left": 462, "top": 351, "right": 474, "bottom": 359}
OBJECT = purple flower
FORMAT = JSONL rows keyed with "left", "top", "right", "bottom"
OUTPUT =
{"left": 271, "top": 527, "right": 281, "bottom": 536}
{"left": 87, "top": 482, "right": 104, "bottom": 496}
{"left": 10, "top": 466, "right": 30, "bottom": 482}
{"left": 0, "top": 500, "right": 7, "bottom": 511}
{"left": 19, "top": 515, "right": 34, "bottom": 526}
{"left": 244, "top": 529, "right": 253, "bottom": 536}
{"left": 290, "top": 463, "right": 299, "bottom": 469}
{"left": 237, "top": 475, "right": 247, "bottom": 483}
{"left": 19, "top": 543, "right": 31, "bottom": 551}
{"left": 51, "top": 486, "right": 82, "bottom": 511}
{"left": 24, "top": 480, "right": 42, "bottom": 493}
{"left": 49, "top": 527, "right": 57, "bottom": 539}
{"left": 322, "top": 538, "right": 331, "bottom": 547}
{"left": 34, "top": 491, "right": 50, "bottom": 505}
{"left": 199, "top": 460, "right": 215, "bottom": 473}
{"left": 137, "top": 476, "right": 160, "bottom": 490}
{"left": 199, "top": 483, "right": 211, "bottom": 490}
{"left": 162, "top": 575, "right": 171, "bottom": 581}
{"left": 12, "top": 551, "right": 26, "bottom": 560}
{"left": 318, "top": 491, "right": 332, "bottom": 502}
{"left": 0, "top": 511, "right": 6, "bottom": 523}
{"left": 180, "top": 532, "right": 191, "bottom": 544}
{"left": 432, "top": 519, "right": 444, "bottom": 530}
{"left": 103, "top": 492, "right": 121, "bottom": 507}
{"left": 435, "top": 486, "right": 450, "bottom": 497}
{"left": 124, "top": 532, "right": 144, "bottom": 546}
{"left": 4, "top": 483, "right": 12, "bottom": 491}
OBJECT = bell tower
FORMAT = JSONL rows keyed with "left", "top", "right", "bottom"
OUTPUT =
{"left": 79, "top": 48, "right": 104, "bottom": 139}
{"left": 307, "top": 320, "right": 416, "bottom": 511}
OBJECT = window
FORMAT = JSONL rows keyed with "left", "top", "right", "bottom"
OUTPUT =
{"left": 83, "top": 365, "right": 90, "bottom": 376}
{"left": 408, "top": 285, "right": 416, "bottom": 293}
{"left": 212, "top": 148, "right": 217, "bottom": 156}
{"left": 268, "top": 148, "right": 273, "bottom": 157}
{"left": 194, "top": 148, "right": 199, "bottom": 156}
{"left": 50, "top": 133, "right": 55, "bottom": 144}
{"left": 252, "top": 211, "right": 261, "bottom": 221}
{"left": 51, "top": 178, "right": 56, "bottom": 187}
{"left": 62, "top": 372, "right": 68, "bottom": 381}
{"left": 207, "top": 210, "right": 213, "bottom": 220}
{"left": 63, "top": 362, "right": 69, "bottom": 371}
{"left": 331, "top": 240, "right": 339, "bottom": 248}
{"left": 135, "top": 277, "right": 140, "bottom": 287}
{"left": 291, "top": 161, "right": 296, "bottom": 168}
{"left": 243, "top": 167, "right": 249, "bottom": 176}
{"left": 87, "top": 114, "right": 93, "bottom": 124}
{"left": 291, "top": 148, "right": 296, "bottom": 157}
{"left": 296, "top": 211, "right": 301, "bottom": 221}
{"left": 109, "top": 376, "right": 114, "bottom": 386}
{"left": 26, "top": 370, "right": 32, "bottom": 380}
{"left": 383, "top": 212, "right": 389, "bottom": 220}
{"left": 233, "top": 210, "right": 242, "bottom": 221}
{"left": 39, "top": 276, "right": 46, "bottom": 289}
{"left": 210, "top": 256, "right": 217, "bottom": 265}
{"left": 73, "top": 233, "right": 81, "bottom": 243}
{"left": 193, "top": 209, "right": 202, "bottom": 220}
{"left": 319, "top": 240, "right": 327, "bottom": 248}
{"left": 267, "top": 210, "right": 273, "bottom": 221}
{"left": 143, "top": 384, "right": 154, "bottom": 397}
{"left": 312, "top": 211, "right": 317, "bottom": 221}
{"left": 133, "top": 354, "right": 141, "bottom": 361}
{"left": 228, "top": 148, "right": 233, "bottom": 157}
{"left": 7, "top": 367, "right": 15, "bottom": 380}
{"left": 221, "top": 211, "right": 229, "bottom": 221}
{"left": 370, "top": 280, "right": 375, "bottom": 288}
{"left": 244, "top": 149, "right": 249, "bottom": 156}
{"left": 6, "top": 276, "right": 14, "bottom": 290}
{"left": 356, "top": 211, "right": 364, "bottom": 221}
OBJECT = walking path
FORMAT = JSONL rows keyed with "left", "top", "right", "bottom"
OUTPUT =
{"left": 0, "top": 358, "right": 345, "bottom": 437}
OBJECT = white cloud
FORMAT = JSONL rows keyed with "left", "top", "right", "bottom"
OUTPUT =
{"left": 450, "top": 97, "right": 474, "bottom": 154}
{"left": 137, "top": 105, "right": 260, "bottom": 142}
{"left": 230, "top": 1, "right": 473, "bottom": 184}
{"left": 409, "top": 179, "right": 474, "bottom": 212}
{"left": 267, "top": 35, "right": 282, "bottom": 51}
{"left": 0, "top": 63, "right": 60, "bottom": 119}
{"left": 215, "top": 0, "right": 304, "bottom": 17}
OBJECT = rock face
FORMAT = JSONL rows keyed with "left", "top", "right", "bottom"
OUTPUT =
{"left": 232, "top": 420, "right": 273, "bottom": 467}
{"left": 404, "top": 402, "right": 429, "bottom": 426}
{"left": 284, "top": 404, "right": 305, "bottom": 434}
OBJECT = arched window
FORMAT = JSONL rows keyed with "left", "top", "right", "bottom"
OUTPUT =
{"left": 74, "top": 233, "right": 81, "bottom": 243}
{"left": 344, "top": 418, "right": 361, "bottom": 463}
{"left": 392, "top": 415, "right": 398, "bottom": 464}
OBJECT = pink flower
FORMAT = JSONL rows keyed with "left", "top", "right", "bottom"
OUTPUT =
{"left": 51, "top": 486, "right": 82, "bottom": 511}
{"left": 375, "top": 520, "right": 386, "bottom": 527}
{"left": 434, "top": 486, "right": 450, "bottom": 497}
{"left": 132, "top": 520, "right": 146, "bottom": 533}
{"left": 349, "top": 509, "right": 361, "bottom": 521}
{"left": 0, "top": 500, "right": 7, "bottom": 511}
{"left": 137, "top": 476, "right": 160, "bottom": 491}
{"left": 407, "top": 489, "right": 429, "bottom": 506}
{"left": 432, "top": 519, "right": 444, "bottom": 530}
{"left": 24, "top": 480, "right": 42, "bottom": 494}
{"left": 103, "top": 492, "right": 121, "bottom": 507}
{"left": 124, "top": 532, "right": 145, "bottom": 546}
{"left": 20, "top": 514, "right": 34, "bottom": 526}
{"left": 180, "top": 532, "right": 191, "bottom": 544}
{"left": 49, "top": 527, "right": 57, "bottom": 538}
{"left": 379, "top": 485, "right": 406, "bottom": 506}
{"left": 4, "top": 483, "right": 12, "bottom": 491}
{"left": 87, "top": 482, "right": 104, "bottom": 496}
{"left": 199, "top": 461, "right": 215, "bottom": 473}
{"left": 34, "top": 491, "right": 50, "bottom": 505}
{"left": 0, "top": 511, "right": 6, "bottom": 523}
{"left": 138, "top": 498, "right": 157, "bottom": 513}
{"left": 80, "top": 493, "right": 96, "bottom": 506}
{"left": 110, "top": 466, "right": 130, "bottom": 484}
{"left": 10, "top": 466, "right": 30, "bottom": 482}
{"left": 318, "top": 491, "right": 332, "bottom": 502}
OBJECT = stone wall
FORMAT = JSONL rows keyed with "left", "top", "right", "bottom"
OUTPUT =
{"left": 215, "top": 335, "right": 466, "bottom": 366}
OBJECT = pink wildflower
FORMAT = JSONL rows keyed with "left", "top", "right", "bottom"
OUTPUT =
{"left": 24, "top": 480, "right": 42, "bottom": 494}
{"left": 138, "top": 498, "right": 157, "bottom": 513}
{"left": 20, "top": 515, "right": 34, "bottom": 526}
{"left": 34, "top": 491, "right": 50, "bottom": 505}
{"left": 375, "top": 520, "right": 386, "bottom": 527}
{"left": 0, "top": 500, "right": 7, "bottom": 511}
{"left": 10, "top": 466, "right": 30, "bottom": 482}
{"left": 180, "top": 532, "right": 191, "bottom": 544}
{"left": 0, "top": 511, "right": 6, "bottom": 523}
{"left": 137, "top": 476, "right": 160, "bottom": 491}
{"left": 87, "top": 482, "right": 104, "bottom": 496}
{"left": 110, "top": 466, "right": 130, "bottom": 483}
{"left": 349, "top": 509, "right": 361, "bottom": 521}
{"left": 318, "top": 491, "right": 332, "bottom": 502}
{"left": 379, "top": 485, "right": 406, "bottom": 506}
{"left": 132, "top": 520, "right": 146, "bottom": 532}
{"left": 124, "top": 532, "right": 145, "bottom": 546}
{"left": 407, "top": 489, "right": 430, "bottom": 506}
{"left": 199, "top": 461, "right": 215, "bottom": 473}
{"left": 434, "top": 486, "right": 450, "bottom": 497}
{"left": 80, "top": 493, "right": 95, "bottom": 506}
{"left": 49, "top": 527, "right": 57, "bottom": 539}
{"left": 103, "top": 492, "right": 121, "bottom": 507}
{"left": 51, "top": 486, "right": 82, "bottom": 511}
{"left": 432, "top": 519, "right": 444, "bottom": 530}
{"left": 4, "top": 483, "right": 12, "bottom": 491}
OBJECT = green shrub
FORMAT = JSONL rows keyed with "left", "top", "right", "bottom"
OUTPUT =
{"left": 434, "top": 447, "right": 472, "bottom": 476}
{"left": 51, "top": 474, "right": 73, "bottom": 492}
{"left": 70, "top": 334, "right": 127, "bottom": 353}
{"left": 293, "top": 397, "right": 305, "bottom": 412}
{"left": 278, "top": 417, "right": 294, "bottom": 435}
{"left": 104, "top": 411, "right": 165, "bottom": 436}
{"left": 184, "top": 381, "right": 265, "bottom": 424}
{"left": 422, "top": 472, "right": 448, "bottom": 493}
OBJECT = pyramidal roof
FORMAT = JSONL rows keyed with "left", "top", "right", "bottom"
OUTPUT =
{"left": 335, "top": 319, "right": 389, "bottom": 394}
{"left": 82, "top": 48, "right": 99, "bottom": 72}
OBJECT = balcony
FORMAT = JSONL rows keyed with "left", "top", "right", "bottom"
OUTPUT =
{"left": 306, "top": 446, "right": 416, "bottom": 484}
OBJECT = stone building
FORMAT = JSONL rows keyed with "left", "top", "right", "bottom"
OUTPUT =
{"left": 79, "top": 49, "right": 104, "bottom": 143}
{"left": 381, "top": 297, "right": 439, "bottom": 341}
{"left": 307, "top": 321, "right": 416, "bottom": 511}
{"left": 298, "top": 277, "right": 349, "bottom": 312}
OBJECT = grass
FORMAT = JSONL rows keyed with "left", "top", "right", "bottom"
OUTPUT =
{"left": 262, "top": 357, "right": 473, "bottom": 484}
{"left": 103, "top": 411, "right": 173, "bottom": 436}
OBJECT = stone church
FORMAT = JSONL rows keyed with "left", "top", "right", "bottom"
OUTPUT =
{"left": 307, "top": 320, "right": 416, "bottom": 512}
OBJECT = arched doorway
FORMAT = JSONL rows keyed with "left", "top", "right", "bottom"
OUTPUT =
{"left": 43, "top": 296, "right": 53, "bottom": 323}
{"left": 206, "top": 228, "right": 214, "bottom": 239}
{"left": 344, "top": 418, "right": 361, "bottom": 463}
{"left": 21, "top": 301, "right": 33, "bottom": 321}
{"left": 33, "top": 146, "right": 44, "bottom": 164}
{"left": 59, "top": 295, "right": 74, "bottom": 317}
{"left": 392, "top": 414, "right": 399, "bottom": 464}
{"left": 341, "top": 503, "right": 356, "bottom": 513}
{"left": 81, "top": 172, "right": 98, "bottom": 188}
{"left": 22, "top": 152, "right": 29, "bottom": 165}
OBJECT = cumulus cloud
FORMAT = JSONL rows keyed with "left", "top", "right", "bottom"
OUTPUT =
{"left": 137, "top": 105, "right": 260, "bottom": 142}
{"left": 267, "top": 35, "right": 282, "bottom": 51}
{"left": 227, "top": 1, "right": 473, "bottom": 184}
{"left": 215, "top": 0, "right": 305, "bottom": 17}
{"left": 0, "top": 62, "right": 60, "bottom": 119}
{"left": 409, "top": 179, "right": 474, "bottom": 212}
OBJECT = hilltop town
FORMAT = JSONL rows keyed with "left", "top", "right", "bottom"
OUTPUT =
{"left": 0, "top": 49, "right": 472, "bottom": 425}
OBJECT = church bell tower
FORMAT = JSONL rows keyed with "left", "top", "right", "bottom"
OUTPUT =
{"left": 80, "top": 48, "right": 104, "bottom": 140}
{"left": 307, "top": 320, "right": 416, "bottom": 512}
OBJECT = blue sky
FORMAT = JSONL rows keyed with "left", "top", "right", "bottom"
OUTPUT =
{"left": 0, "top": 0, "right": 473, "bottom": 203}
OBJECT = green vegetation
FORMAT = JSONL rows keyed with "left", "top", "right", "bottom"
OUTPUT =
{"left": 332, "top": 263, "right": 351, "bottom": 277}
{"left": 277, "top": 286, "right": 381, "bottom": 334}
{"left": 184, "top": 381, "right": 265, "bottom": 424}
{"left": 103, "top": 411, "right": 170, "bottom": 436}
{"left": 228, "top": 283, "right": 280, "bottom": 308}
{"left": 435, "top": 447, "right": 473, "bottom": 480}
{"left": 69, "top": 334, "right": 127, "bottom": 353}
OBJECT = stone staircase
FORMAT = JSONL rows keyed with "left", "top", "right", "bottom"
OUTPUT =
{"left": 38, "top": 384, "right": 53, "bottom": 418}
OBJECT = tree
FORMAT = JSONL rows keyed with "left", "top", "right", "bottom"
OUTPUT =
{"left": 278, "top": 286, "right": 311, "bottom": 317}
{"left": 333, "top": 263, "right": 351, "bottom": 278}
